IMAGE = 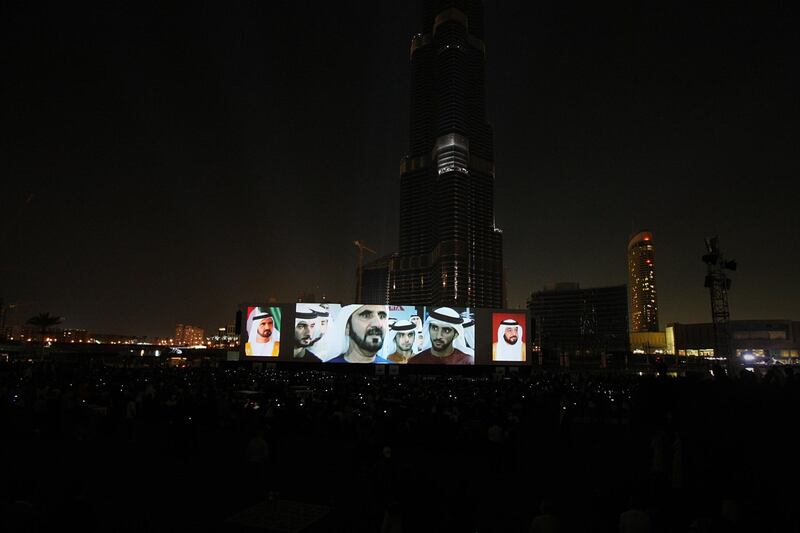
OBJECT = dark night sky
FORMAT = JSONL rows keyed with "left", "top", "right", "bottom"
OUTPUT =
{"left": 2, "top": 1, "right": 798, "bottom": 337}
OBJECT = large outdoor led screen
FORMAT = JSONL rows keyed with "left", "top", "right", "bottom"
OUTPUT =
{"left": 288, "top": 304, "right": 473, "bottom": 364}
{"left": 240, "top": 303, "right": 527, "bottom": 366}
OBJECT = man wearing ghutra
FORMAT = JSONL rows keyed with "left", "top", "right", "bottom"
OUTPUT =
{"left": 409, "top": 307, "right": 473, "bottom": 365}
{"left": 493, "top": 318, "right": 526, "bottom": 362}
{"left": 462, "top": 314, "right": 475, "bottom": 350}
{"left": 312, "top": 305, "right": 331, "bottom": 337}
{"left": 325, "top": 304, "right": 389, "bottom": 363}
{"left": 245, "top": 307, "right": 280, "bottom": 357}
{"left": 409, "top": 314, "right": 424, "bottom": 353}
{"left": 381, "top": 319, "right": 417, "bottom": 364}
{"left": 293, "top": 304, "right": 321, "bottom": 362}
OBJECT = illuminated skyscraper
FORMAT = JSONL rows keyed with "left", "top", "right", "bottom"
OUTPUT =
{"left": 628, "top": 230, "right": 659, "bottom": 332}
{"left": 390, "top": 0, "right": 503, "bottom": 308}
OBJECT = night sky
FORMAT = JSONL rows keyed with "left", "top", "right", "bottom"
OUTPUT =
{"left": 3, "top": 1, "right": 798, "bottom": 337}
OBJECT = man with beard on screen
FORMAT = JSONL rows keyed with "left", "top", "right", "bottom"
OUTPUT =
{"left": 293, "top": 304, "right": 321, "bottom": 362}
{"left": 493, "top": 318, "right": 526, "bottom": 362}
{"left": 409, "top": 307, "right": 473, "bottom": 365}
{"left": 245, "top": 307, "right": 280, "bottom": 357}
{"left": 325, "top": 304, "right": 389, "bottom": 363}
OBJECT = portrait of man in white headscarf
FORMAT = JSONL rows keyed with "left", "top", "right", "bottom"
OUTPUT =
{"left": 310, "top": 304, "right": 331, "bottom": 340}
{"left": 409, "top": 314, "right": 424, "bottom": 353}
{"left": 293, "top": 303, "right": 322, "bottom": 362}
{"left": 245, "top": 307, "right": 280, "bottom": 357}
{"left": 409, "top": 307, "right": 474, "bottom": 365}
{"left": 462, "top": 312, "right": 475, "bottom": 350}
{"left": 325, "top": 304, "right": 390, "bottom": 363}
{"left": 492, "top": 315, "right": 526, "bottom": 362}
{"left": 381, "top": 319, "right": 417, "bottom": 364}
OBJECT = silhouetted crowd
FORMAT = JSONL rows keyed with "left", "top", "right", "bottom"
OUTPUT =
{"left": 1, "top": 360, "right": 799, "bottom": 532}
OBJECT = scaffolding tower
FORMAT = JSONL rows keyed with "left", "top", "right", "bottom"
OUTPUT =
{"left": 702, "top": 236, "right": 737, "bottom": 371}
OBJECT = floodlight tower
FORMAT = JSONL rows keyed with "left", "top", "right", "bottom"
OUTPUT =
{"left": 702, "top": 237, "right": 737, "bottom": 371}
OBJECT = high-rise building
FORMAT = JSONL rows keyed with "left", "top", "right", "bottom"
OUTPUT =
{"left": 360, "top": 253, "right": 396, "bottom": 304}
{"left": 174, "top": 324, "right": 205, "bottom": 346}
{"left": 528, "top": 283, "right": 630, "bottom": 356}
{"left": 628, "top": 230, "right": 659, "bottom": 333}
{"left": 390, "top": 0, "right": 503, "bottom": 308}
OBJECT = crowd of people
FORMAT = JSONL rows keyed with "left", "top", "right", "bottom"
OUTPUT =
{"left": 1, "top": 360, "right": 799, "bottom": 531}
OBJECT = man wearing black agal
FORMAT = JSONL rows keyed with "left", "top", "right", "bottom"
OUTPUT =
{"left": 409, "top": 307, "right": 474, "bottom": 365}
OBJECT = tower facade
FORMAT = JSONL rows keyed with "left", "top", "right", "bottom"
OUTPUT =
{"left": 390, "top": 0, "right": 503, "bottom": 308}
{"left": 528, "top": 283, "right": 630, "bottom": 356}
{"left": 628, "top": 230, "right": 659, "bottom": 332}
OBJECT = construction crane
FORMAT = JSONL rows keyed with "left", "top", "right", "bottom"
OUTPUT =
{"left": 702, "top": 236, "right": 737, "bottom": 372}
{"left": 353, "top": 240, "right": 376, "bottom": 302}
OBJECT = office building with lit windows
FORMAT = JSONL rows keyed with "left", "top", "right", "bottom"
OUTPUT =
{"left": 174, "top": 324, "right": 205, "bottom": 346}
{"left": 389, "top": 0, "right": 504, "bottom": 308}
{"left": 628, "top": 230, "right": 659, "bottom": 332}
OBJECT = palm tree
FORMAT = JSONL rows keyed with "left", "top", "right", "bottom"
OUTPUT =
{"left": 27, "top": 312, "right": 63, "bottom": 358}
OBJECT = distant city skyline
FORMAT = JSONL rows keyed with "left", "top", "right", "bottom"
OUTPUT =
{"left": 3, "top": 2, "right": 797, "bottom": 337}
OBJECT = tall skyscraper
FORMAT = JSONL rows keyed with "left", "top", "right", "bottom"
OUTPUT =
{"left": 389, "top": 0, "right": 504, "bottom": 308}
{"left": 628, "top": 230, "right": 659, "bottom": 332}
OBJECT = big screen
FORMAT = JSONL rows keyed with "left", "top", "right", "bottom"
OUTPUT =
{"left": 240, "top": 303, "right": 528, "bottom": 366}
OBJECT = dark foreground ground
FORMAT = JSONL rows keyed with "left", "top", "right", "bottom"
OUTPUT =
{"left": 2, "top": 361, "right": 799, "bottom": 532}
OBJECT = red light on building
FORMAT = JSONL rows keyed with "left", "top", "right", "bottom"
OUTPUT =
{"left": 628, "top": 230, "right": 659, "bottom": 333}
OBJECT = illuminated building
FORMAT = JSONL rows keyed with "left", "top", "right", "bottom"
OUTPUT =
{"left": 58, "top": 329, "right": 90, "bottom": 343}
{"left": 174, "top": 324, "right": 205, "bottom": 346}
{"left": 630, "top": 331, "right": 668, "bottom": 354}
{"left": 528, "top": 283, "right": 629, "bottom": 356}
{"left": 390, "top": 0, "right": 504, "bottom": 308}
{"left": 668, "top": 320, "right": 800, "bottom": 360}
{"left": 210, "top": 325, "right": 239, "bottom": 348}
{"left": 628, "top": 230, "right": 659, "bottom": 333}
